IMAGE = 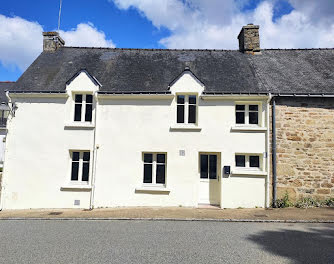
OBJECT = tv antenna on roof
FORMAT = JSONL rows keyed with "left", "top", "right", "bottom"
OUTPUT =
{"left": 57, "top": 0, "right": 63, "bottom": 32}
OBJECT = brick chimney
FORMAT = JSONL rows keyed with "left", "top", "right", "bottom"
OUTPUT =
{"left": 238, "top": 24, "right": 260, "bottom": 54}
{"left": 43, "top": 32, "right": 65, "bottom": 52}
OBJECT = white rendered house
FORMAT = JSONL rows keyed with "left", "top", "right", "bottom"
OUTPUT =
{"left": 3, "top": 25, "right": 332, "bottom": 210}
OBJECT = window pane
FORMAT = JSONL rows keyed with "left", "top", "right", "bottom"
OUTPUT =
{"left": 236, "top": 112, "right": 245, "bottom": 124}
{"left": 71, "top": 162, "right": 79, "bottom": 181}
{"left": 209, "top": 155, "right": 217, "bottom": 179}
{"left": 200, "top": 155, "right": 208, "bottom": 179}
{"left": 249, "top": 112, "right": 258, "bottom": 124}
{"left": 72, "top": 152, "right": 80, "bottom": 161}
{"left": 250, "top": 156, "right": 260, "bottom": 168}
{"left": 177, "top": 95, "right": 185, "bottom": 104}
{"left": 83, "top": 152, "right": 90, "bottom": 162}
{"left": 86, "top": 94, "right": 93, "bottom": 104}
{"left": 189, "top": 95, "right": 196, "bottom": 104}
{"left": 144, "top": 153, "right": 153, "bottom": 163}
{"left": 157, "top": 154, "right": 165, "bottom": 163}
{"left": 143, "top": 164, "right": 152, "bottom": 183}
{"left": 177, "top": 105, "right": 185, "bottom": 123}
{"left": 75, "top": 94, "right": 82, "bottom": 103}
{"left": 156, "top": 164, "right": 165, "bottom": 184}
{"left": 188, "top": 105, "right": 196, "bottom": 123}
{"left": 85, "top": 104, "right": 92, "bottom": 122}
{"left": 82, "top": 162, "right": 90, "bottom": 181}
{"left": 236, "top": 105, "right": 245, "bottom": 111}
{"left": 74, "top": 104, "right": 82, "bottom": 121}
{"left": 249, "top": 105, "right": 258, "bottom": 111}
{"left": 236, "top": 155, "right": 245, "bottom": 167}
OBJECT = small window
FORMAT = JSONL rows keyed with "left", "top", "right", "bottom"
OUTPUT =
{"left": 200, "top": 154, "right": 217, "bottom": 179}
{"left": 74, "top": 94, "right": 93, "bottom": 122}
{"left": 235, "top": 155, "right": 246, "bottom": 167}
{"left": 176, "top": 94, "right": 197, "bottom": 124}
{"left": 177, "top": 96, "right": 185, "bottom": 123}
{"left": 236, "top": 105, "right": 245, "bottom": 124}
{"left": 249, "top": 105, "right": 258, "bottom": 125}
{"left": 70, "top": 151, "right": 91, "bottom": 183}
{"left": 235, "top": 154, "right": 261, "bottom": 169}
{"left": 249, "top": 155, "right": 260, "bottom": 168}
{"left": 235, "top": 104, "right": 260, "bottom": 125}
{"left": 143, "top": 153, "right": 166, "bottom": 185}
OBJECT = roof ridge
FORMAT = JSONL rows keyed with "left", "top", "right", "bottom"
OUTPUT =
{"left": 61, "top": 46, "right": 334, "bottom": 52}
{"left": 262, "top": 48, "right": 334, "bottom": 51}
{"left": 61, "top": 46, "right": 238, "bottom": 52}
{"left": 0, "top": 81, "right": 15, "bottom": 83}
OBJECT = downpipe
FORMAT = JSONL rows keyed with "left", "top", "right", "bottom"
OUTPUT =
{"left": 272, "top": 97, "right": 277, "bottom": 208}
{"left": 89, "top": 91, "right": 98, "bottom": 210}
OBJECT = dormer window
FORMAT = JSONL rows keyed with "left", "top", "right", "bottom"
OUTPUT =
{"left": 74, "top": 94, "right": 93, "bottom": 122}
{"left": 177, "top": 95, "right": 197, "bottom": 124}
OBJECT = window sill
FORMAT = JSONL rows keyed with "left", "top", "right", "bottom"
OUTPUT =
{"left": 231, "top": 170, "right": 267, "bottom": 176}
{"left": 230, "top": 126, "right": 267, "bottom": 132}
{"left": 135, "top": 186, "right": 171, "bottom": 194}
{"left": 60, "top": 185, "right": 92, "bottom": 191}
{"left": 170, "top": 124, "right": 202, "bottom": 131}
{"left": 64, "top": 123, "right": 95, "bottom": 129}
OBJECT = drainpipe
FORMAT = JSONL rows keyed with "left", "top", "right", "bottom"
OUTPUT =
{"left": 265, "top": 93, "right": 271, "bottom": 208}
{"left": 272, "top": 97, "right": 277, "bottom": 207}
{"left": 89, "top": 91, "right": 99, "bottom": 210}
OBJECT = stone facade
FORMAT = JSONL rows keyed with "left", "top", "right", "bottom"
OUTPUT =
{"left": 271, "top": 97, "right": 334, "bottom": 202}
{"left": 237, "top": 24, "right": 260, "bottom": 54}
{"left": 43, "top": 32, "right": 65, "bottom": 52}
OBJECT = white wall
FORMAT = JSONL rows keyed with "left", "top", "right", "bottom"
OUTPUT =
{"left": 1, "top": 71, "right": 269, "bottom": 209}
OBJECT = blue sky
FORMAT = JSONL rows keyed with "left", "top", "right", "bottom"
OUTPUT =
{"left": 0, "top": 0, "right": 333, "bottom": 81}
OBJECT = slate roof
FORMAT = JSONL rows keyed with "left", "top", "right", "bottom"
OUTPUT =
{"left": 0, "top": 82, "right": 15, "bottom": 103}
{"left": 12, "top": 47, "right": 334, "bottom": 95}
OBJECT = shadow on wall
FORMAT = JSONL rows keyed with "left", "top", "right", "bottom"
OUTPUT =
{"left": 247, "top": 224, "right": 334, "bottom": 263}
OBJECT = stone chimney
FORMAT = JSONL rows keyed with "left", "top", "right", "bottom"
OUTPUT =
{"left": 43, "top": 32, "right": 65, "bottom": 52}
{"left": 238, "top": 24, "right": 260, "bottom": 54}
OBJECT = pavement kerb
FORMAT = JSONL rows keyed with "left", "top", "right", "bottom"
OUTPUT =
{"left": 0, "top": 217, "right": 334, "bottom": 223}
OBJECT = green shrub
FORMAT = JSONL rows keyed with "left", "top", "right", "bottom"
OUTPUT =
{"left": 324, "top": 198, "right": 334, "bottom": 207}
{"left": 276, "top": 192, "right": 293, "bottom": 208}
{"left": 295, "top": 197, "right": 322, "bottom": 208}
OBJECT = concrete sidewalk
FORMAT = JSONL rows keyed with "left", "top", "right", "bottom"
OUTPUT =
{"left": 0, "top": 207, "right": 334, "bottom": 222}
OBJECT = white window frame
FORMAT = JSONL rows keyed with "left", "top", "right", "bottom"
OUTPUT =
{"left": 234, "top": 153, "right": 263, "bottom": 171}
{"left": 73, "top": 93, "right": 93, "bottom": 123}
{"left": 235, "top": 102, "right": 262, "bottom": 126}
{"left": 69, "top": 150, "right": 91, "bottom": 185}
{"left": 142, "top": 152, "right": 167, "bottom": 186}
{"left": 176, "top": 94, "right": 198, "bottom": 124}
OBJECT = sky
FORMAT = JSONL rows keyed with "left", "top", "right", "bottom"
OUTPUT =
{"left": 0, "top": 0, "right": 334, "bottom": 81}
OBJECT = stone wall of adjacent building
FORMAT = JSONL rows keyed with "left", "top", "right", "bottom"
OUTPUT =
{"left": 270, "top": 97, "right": 334, "bottom": 202}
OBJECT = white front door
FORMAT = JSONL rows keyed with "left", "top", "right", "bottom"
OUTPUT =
{"left": 198, "top": 154, "right": 220, "bottom": 205}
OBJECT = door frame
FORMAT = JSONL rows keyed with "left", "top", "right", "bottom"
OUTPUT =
{"left": 198, "top": 152, "right": 221, "bottom": 206}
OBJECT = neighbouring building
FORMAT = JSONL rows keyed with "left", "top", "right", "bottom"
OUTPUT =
{"left": 0, "top": 24, "right": 333, "bottom": 210}
{"left": 0, "top": 82, "right": 13, "bottom": 168}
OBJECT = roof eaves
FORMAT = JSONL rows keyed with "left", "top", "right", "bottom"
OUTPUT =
{"left": 98, "top": 91, "right": 171, "bottom": 95}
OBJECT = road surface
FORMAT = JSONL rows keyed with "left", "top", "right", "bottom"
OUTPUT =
{"left": 0, "top": 220, "right": 333, "bottom": 263}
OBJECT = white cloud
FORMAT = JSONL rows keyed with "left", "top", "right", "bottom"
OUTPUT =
{"left": 0, "top": 15, "right": 43, "bottom": 71}
{"left": 0, "top": 15, "right": 115, "bottom": 72}
{"left": 111, "top": 0, "right": 334, "bottom": 49}
{"left": 59, "top": 23, "right": 115, "bottom": 48}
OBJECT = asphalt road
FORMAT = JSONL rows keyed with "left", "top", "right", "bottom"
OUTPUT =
{"left": 0, "top": 220, "right": 333, "bottom": 264}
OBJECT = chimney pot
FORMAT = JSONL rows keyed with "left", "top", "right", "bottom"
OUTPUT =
{"left": 238, "top": 24, "right": 260, "bottom": 54}
{"left": 43, "top": 32, "right": 65, "bottom": 52}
